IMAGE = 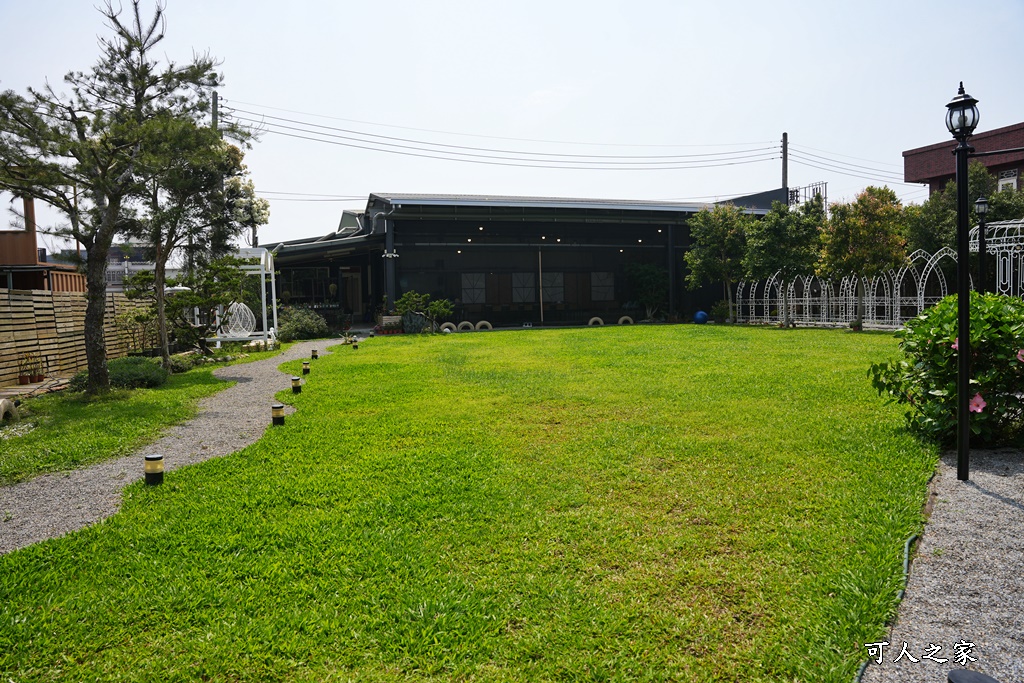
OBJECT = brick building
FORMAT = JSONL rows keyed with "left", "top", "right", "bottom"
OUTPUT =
{"left": 903, "top": 121, "right": 1024, "bottom": 195}
{"left": 0, "top": 196, "right": 85, "bottom": 292}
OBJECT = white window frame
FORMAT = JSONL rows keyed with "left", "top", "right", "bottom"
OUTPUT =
{"left": 512, "top": 272, "right": 536, "bottom": 303}
{"left": 461, "top": 273, "right": 486, "bottom": 304}
{"left": 591, "top": 271, "right": 615, "bottom": 301}
{"left": 542, "top": 272, "right": 564, "bottom": 304}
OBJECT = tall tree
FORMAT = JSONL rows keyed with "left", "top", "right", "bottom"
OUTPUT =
{"left": 986, "top": 185, "right": 1024, "bottom": 222}
{"left": 743, "top": 197, "right": 823, "bottom": 326}
{"left": 624, "top": 262, "right": 669, "bottom": 321}
{"left": 819, "top": 186, "right": 907, "bottom": 326}
{"left": 684, "top": 203, "right": 749, "bottom": 322}
{"left": 130, "top": 121, "right": 267, "bottom": 367}
{"left": 904, "top": 160, "right": 996, "bottom": 254}
{"left": 0, "top": 0, "right": 220, "bottom": 392}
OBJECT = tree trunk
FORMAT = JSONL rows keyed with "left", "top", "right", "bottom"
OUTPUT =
{"left": 83, "top": 241, "right": 110, "bottom": 393}
{"left": 83, "top": 196, "right": 123, "bottom": 393}
{"left": 154, "top": 252, "right": 170, "bottom": 368}
{"left": 725, "top": 279, "right": 734, "bottom": 323}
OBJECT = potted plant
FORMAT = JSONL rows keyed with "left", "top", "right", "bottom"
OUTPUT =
{"left": 30, "top": 355, "right": 45, "bottom": 382}
{"left": 17, "top": 354, "right": 33, "bottom": 385}
{"left": 18, "top": 352, "right": 40, "bottom": 385}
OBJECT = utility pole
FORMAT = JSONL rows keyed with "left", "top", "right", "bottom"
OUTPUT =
{"left": 782, "top": 132, "right": 789, "bottom": 198}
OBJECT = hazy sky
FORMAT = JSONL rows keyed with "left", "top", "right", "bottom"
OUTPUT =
{"left": 2, "top": 0, "right": 1023, "bottom": 248}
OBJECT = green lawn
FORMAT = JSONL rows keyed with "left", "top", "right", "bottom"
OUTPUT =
{"left": 0, "top": 326, "right": 935, "bottom": 682}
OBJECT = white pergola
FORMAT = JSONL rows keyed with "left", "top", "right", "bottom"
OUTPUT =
{"left": 209, "top": 247, "right": 279, "bottom": 344}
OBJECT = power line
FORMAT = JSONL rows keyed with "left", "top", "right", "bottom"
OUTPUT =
{"left": 789, "top": 156, "right": 923, "bottom": 186}
{"left": 782, "top": 150, "right": 905, "bottom": 181}
{"left": 261, "top": 197, "right": 366, "bottom": 203}
{"left": 788, "top": 142, "right": 904, "bottom": 169}
{"left": 235, "top": 119, "right": 781, "bottom": 171}
{"left": 257, "top": 190, "right": 365, "bottom": 198}
{"left": 788, "top": 146, "right": 906, "bottom": 178}
{"left": 229, "top": 113, "right": 780, "bottom": 167}
{"left": 230, "top": 107, "right": 778, "bottom": 161}
{"left": 224, "top": 98, "right": 777, "bottom": 150}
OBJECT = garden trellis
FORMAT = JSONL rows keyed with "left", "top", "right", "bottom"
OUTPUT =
{"left": 736, "top": 218, "right": 1024, "bottom": 328}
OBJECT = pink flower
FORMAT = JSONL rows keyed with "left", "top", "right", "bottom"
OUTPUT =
{"left": 951, "top": 338, "right": 959, "bottom": 351}
{"left": 1018, "top": 349, "right": 1024, "bottom": 363}
{"left": 969, "top": 393, "right": 986, "bottom": 413}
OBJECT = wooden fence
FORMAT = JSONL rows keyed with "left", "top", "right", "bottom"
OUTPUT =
{"left": 0, "top": 288, "right": 146, "bottom": 386}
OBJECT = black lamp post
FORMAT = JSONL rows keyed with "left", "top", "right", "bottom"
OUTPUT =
{"left": 975, "top": 196, "right": 989, "bottom": 294}
{"left": 945, "top": 82, "right": 980, "bottom": 481}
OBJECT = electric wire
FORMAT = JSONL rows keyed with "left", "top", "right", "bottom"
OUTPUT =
{"left": 224, "top": 98, "right": 777, "bottom": 149}
{"left": 228, "top": 113, "right": 780, "bottom": 168}
{"left": 787, "top": 147, "right": 906, "bottom": 178}
{"left": 788, "top": 151, "right": 905, "bottom": 182}
{"left": 234, "top": 120, "right": 781, "bottom": 172}
{"left": 789, "top": 155, "right": 921, "bottom": 186}
{"left": 230, "top": 108, "right": 779, "bottom": 161}
{"left": 789, "top": 142, "right": 904, "bottom": 169}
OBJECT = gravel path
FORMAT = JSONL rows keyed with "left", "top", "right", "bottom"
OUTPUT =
{"left": 862, "top": 448, "right": 1024, "bottom": 683}
{"left": 0, "top": 340, "right": 329, "bottom": 555}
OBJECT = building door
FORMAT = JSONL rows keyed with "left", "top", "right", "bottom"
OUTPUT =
{"left": 343, "top": 271, "right": 362, "bottom": 315}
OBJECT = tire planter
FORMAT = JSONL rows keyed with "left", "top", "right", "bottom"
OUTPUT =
{"left": 440, "top": 322, "right": 458, "bottom": 333}
{"left": 588, "top": 317, "right": 604, "bottom": 326}
{"left": 618, "top": 316, "right": 633, "bottom": 325}
{"left": 475, "top": 320, "right": 493, "bottom": 331}
{"left": 457, "top": 321, "right": 475, "bottom": 331}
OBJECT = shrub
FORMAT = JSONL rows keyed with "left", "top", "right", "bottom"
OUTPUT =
{"left": 277, "top": 306, "right": 328, "bottom": 342}
{"left": 710, "top": 299, "right": 731, "bottom": 322}
{"left": 68, "top": 356, "right": 169, "bottom": 392}
{"left": 870, "top": 292, "right": 1024, "bottom": 445}
{"left": 166, "top": 354, "right": 197, "bottom": 374}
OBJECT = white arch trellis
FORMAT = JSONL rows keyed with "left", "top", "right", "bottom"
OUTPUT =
{"left": 971, "top": 218, "right": 1024, "bottom": 299}
{"left": 736, "top": 220, "right": 1024, "bottom": 328}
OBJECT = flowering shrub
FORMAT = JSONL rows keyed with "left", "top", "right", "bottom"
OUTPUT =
{"left": 869, "top": 292, "right": 1024, "bottom": 445}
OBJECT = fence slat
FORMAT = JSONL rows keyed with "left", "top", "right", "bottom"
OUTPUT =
{"left": 0, "top": 288, "right": 147, "bottom": 385}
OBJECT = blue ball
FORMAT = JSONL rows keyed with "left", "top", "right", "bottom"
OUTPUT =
{"left": 694, "top": 310, "right": 709, "bottom": 324}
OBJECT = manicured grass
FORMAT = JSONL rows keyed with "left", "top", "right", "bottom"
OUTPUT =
{"left": 0, "top": 346, "right": 286, "bottom": 485}
{"left": 0, "top": 327, "right": 936, "bottom": 682}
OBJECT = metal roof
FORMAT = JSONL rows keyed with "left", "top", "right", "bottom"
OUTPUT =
{"left": 369, "top": 192, "right": 722, "bottom": 214}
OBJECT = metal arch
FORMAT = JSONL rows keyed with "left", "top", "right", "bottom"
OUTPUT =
{"left": 895, "top": 250, "right": 930, "bottom": 323}
{"left": 735, "top": 281, "right": 749, "bottom": 323}
{"left": 732, "top": 236, "right": 1024, "bottom": 330}
{"left": 918, "top": 247, "right": 958, "bottom": 313}
{"left": 867, "top": 272, "right": 895, "bottom": 326}
{"left": 763, "top": 271, "right": 782, "bottom": 324}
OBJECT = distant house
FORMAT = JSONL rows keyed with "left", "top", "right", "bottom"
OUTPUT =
{"left": 0, "top": 197, "right": 85, "bottom": 292}
{"left": 269, "top": 193, "right": 770, "bottom": 327}
{"left": 903, "top": 121, "right": 1024, "bottom": 195}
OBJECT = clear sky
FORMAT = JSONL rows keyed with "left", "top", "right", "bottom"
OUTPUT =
{"left": 2, "top": 0, "right": 1023, "bottom": 249}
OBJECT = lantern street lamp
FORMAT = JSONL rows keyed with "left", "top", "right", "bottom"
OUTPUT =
{"left": 946, "top": 82, "right": 980, "bottom": 481}
{"left": 975, "top": 196, "right": 989, "bottom": 294}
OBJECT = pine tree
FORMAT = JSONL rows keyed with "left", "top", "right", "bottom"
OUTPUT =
{"left": 0, "top": 0, "right": 221, "bottom": 392}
